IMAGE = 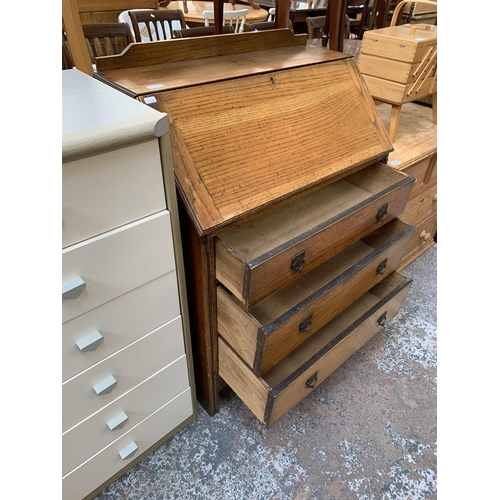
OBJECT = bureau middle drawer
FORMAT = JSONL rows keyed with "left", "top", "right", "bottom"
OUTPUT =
{"left": 215, "top": 162, "right": 414, "bottom": 308}
{"left": 62, "top": 315, "right": 184, "bottom": 433}
{"left": 218, "top": 218, "right": 414, "bottom": 375}
{"left": 62, "top": 211, "right": 174, "bottom": 324}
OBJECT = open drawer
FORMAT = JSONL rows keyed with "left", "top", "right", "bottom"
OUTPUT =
{"left": 219, "top": 271, "right": 412, "bottom": 428}
{"left": 215, "top": 162, "right": 414, "bottom": 308}
{"left": 218, "top": 218, "right": 414, "bottom": 374}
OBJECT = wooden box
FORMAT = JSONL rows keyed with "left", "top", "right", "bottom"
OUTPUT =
{"left": 94, "top": 30, "right": 415, "bottom": 427}
{"left": 359, "top": 23, "right": 437, "bottom": 104}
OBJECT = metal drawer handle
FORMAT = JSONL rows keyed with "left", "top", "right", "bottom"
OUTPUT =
{"left": 305, "top": 371, "right": 318, "bottom": 390}
{"left": 107, "top": 411, "right": 129, "bottom": 431}
{"left": 378, "top": 311, "right": 388, "bottom": 326}
{"left": 377, "top": 203, "right": 388, "bottom": 223}
{"left": 119, "top": 441, "right": 138, "bottom": 460}
{"left": 377, "top": 258, "right": 388, "bottom": 276}
{"left": 93, "top": 375, "right": 117, "bottom": 396}
{"left": 299, "top": 314, "right": 313, "bottom": 334}
{"left": 76, "top": 331, "right": 103, "bottom": 352}
{"left": 62, "top": 276, "right": 86, "bottom": 299}
{"left": 291, "top": 251, "right": 306, "bottom": 273}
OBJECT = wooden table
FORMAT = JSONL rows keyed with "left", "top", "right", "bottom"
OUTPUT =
{"left": 162, "top": 1, "right": 269, "bottom": 27}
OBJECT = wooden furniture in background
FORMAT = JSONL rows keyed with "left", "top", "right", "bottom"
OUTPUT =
{"left": 82, "top": 22, "right": 133, "bottom": 62}
{"left": 162, "top": 2, "right": 267, "bottom": 27}
{"left": 358, "top": 1, "right": 437, "bottom": 141}
{"left": 128, "top": 8, "right": 187, "bottom": 40}
{"left": 174, "top": 24, "right": 235, "bottom": 36}
{"left": 62, "top": 68, "right": 196, "bottom": 500}
{"left": 203, "top": 8, "right": 248, "bottom": 31}
{"left": 93, "top": 30, "right": 415, "bottom": 425}
{"left": 376, "top": 102, "right": 437, "bottom": 269}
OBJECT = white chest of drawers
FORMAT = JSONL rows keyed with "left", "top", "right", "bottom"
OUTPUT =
{"left": 62, "top": 69, "right": 196, "bottom": 500}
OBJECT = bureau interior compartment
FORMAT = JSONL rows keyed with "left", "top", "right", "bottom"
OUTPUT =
{"left": 219, "top": 271, "right": 412, "bottom": 428}
{"left": 217, "top": 218, "right": 414, "bottom": 374}
{"left": 216, "top": 162, "right": 414, "bottom": 309}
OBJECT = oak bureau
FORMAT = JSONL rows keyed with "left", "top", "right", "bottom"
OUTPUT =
{"left": 62, "top": 69, "right": 196, "bottom": 499}
{"left": 94, "top": 29, "right": 416, "bottom": 427}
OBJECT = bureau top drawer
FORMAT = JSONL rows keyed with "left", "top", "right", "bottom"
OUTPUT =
{"left": 215, "top": 163, "right": 414, "bottom": 308}
{"left": 62, "top": 139, "right": 166, "bottom": 249}
{"left": 62, "top": 211, "right": 174, "bottom": 324}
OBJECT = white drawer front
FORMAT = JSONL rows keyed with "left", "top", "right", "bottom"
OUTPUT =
{"left": 62, "top": 139, "right": 166, "bottom": 249}
{"left": 62, "top": 388, "right": 193, "bottom": 500}
{"left": 62, "top": 272, "right": 180, "bottom": 382}
{"left": 62, "top": 316, "right": 184, "bottom": 433}
{"left": 62, "top": 355, "right": 189, "bottom": 476}
{"left": 62, "top": 211, "right": 174, "bottom": 324}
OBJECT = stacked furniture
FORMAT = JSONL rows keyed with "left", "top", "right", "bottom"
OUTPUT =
{"left": 62, "top": 69, "right": 196, "bottom": 499}
{"left": 358, "top": 17, "right": 437, "bottom": 142}
{"left": 377, "top": 101, "right": 437, "bottom": 269}
{"left": 94, "top": 29, "right": 416, "bottom": 427}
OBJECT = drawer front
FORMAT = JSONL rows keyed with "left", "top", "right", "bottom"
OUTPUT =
{"left": 218, "top": 219, "right": 414, "bottom": 374}
{"left": 62, "top": 211, "right": 175, "bottom": 324}
{"left": 62, "top": 272, "right": 180, "bottom": 382}
{"left": 399, "top": 182, "right": 437, "bottom": 224}
{"left": 404, "top": 210, "right": 436, "bottom": 256}
{"left": 219, "top": 272, "right": 412, "bottom": 428}
{"left": 216, "top": 163, "right": 414, "bottom": 308}
{"left": 358, "top": 54, "right": 418, "bottom": 84}
{"left": 62, "top": 355, "right": 189, "bottom": 476}
{"left": 62, "top": 388, "right": 193, "bottom": 500}
{"left": 62, "top": 139, "right": 166, "bottom": 248}
{"left": 391, "top": 154, "right": 433, "bottom": 190}
{"left": 62, "top": 316, "right": 184, "bottom": 433}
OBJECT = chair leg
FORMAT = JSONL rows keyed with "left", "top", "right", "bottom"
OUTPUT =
{"left": 389, "top": 104, "right": 402, "bottom": 143}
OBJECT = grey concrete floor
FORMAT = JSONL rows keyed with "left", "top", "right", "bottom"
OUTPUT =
{"left": 96, "top": 245, "right": 437, "bottom": 500}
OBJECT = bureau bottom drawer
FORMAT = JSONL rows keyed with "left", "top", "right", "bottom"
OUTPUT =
{"left": 219, "top": 272, "right": 412, "bottom": 428}
{"left": 62, "top": 388, "right": 193, "bottom": 500}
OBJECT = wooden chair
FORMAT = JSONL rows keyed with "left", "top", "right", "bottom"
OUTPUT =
{"left": 202, "top": 9, "right": 248, "bottom": 33}
{"left": 82, "top": 23, "right": 133, "bottom": 64}
{"left": 245, "top": 20, "right": 293, "bottom": 32}
{"left": 173, "top": 25, "right": 235, "bottom": 37}
{"left": 346, "top": 0, "right": 371, "bottom": 38}
{"left": 128, "top": 9, "right": 187, "bottom": 41}
{"left": 62, "top": 28, "right": 74, "bottom": 70}
{"left": 306, "top": 15, "right": 361, "bottom": 60}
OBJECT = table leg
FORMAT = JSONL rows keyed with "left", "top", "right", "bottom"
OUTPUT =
{"left": 389, "top": 104, "right": 402, "bottom": 143}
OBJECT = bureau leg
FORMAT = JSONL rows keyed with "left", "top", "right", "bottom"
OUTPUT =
{"left": 178, "top": 199, "right": 220, "bottom": 416}
{"left": 389, "top": 104, "right": 402, "bottom": 143}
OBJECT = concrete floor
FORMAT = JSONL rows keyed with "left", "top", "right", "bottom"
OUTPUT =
{"left": 96, "top": 245, "right": 437, "bottom": 500}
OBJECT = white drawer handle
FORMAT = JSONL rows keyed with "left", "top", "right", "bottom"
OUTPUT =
{"left": 76, "top": 331, "right": 103, "bottom": 352}
{"left": 62, "top": 276, "right": 86, "bottom": 299}
{"left": 119, "top": 441, "right": 138, "bottom": 460}
{"left": 93, "top": 375, "right": 117, "bottom": 396}
{"left": 107, "top": 411, "right": 129, "bottom": 431}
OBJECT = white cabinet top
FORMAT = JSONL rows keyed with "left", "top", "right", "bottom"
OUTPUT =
{"left": 62, "top": 69, "right": 169, "bottom": 161}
